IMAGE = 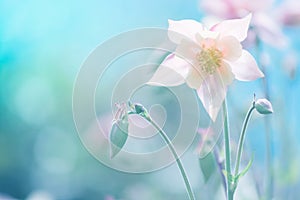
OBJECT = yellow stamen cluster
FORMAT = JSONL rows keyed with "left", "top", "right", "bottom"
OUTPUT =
{"left": 196, "top": 47, "right": 222, "bottom": 74}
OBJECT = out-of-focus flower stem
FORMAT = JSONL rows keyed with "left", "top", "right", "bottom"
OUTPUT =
{"left": 256, "top": 37, "right": 273, "bottom": 200}
{"left": 213, "top": 148, "right": 227, "bottom": 192}
{"left": 222, "top": 100, "right": 234, "bottom": 200}
{"left": 144, "top": 116, "right": 196, "bottom": 200}
{"left": 234, "top": 103, "right": 255, "bottom": 176}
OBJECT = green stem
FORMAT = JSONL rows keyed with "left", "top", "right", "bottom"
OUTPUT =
{"left": 234, "top": 104, "right": 255, "bottom": 176}
{"left": 145, "top": 117, "right": 196, "bottom": 200}
{"left": 222, "top": 100, "right": 233, "bottom": 200}
{"left": 228, "top": 190, "right": 234, "bottom": 200}
{"left": 213, "top": 148, "right": 227, "bottom": 193}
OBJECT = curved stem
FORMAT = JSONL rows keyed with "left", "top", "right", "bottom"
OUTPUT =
{"left": 145, "top": 117, "right": 196, "bottom": 200}
{"left": 222, "top": 100, "right": 233, "bottom": 200}
{"left": 234, "top": 104, "right": 255, "bottom": 176}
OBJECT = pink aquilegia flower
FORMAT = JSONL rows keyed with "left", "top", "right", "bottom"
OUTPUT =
{"left": 200, "top": 0, "right": 288, "bottom": 48}
{"left": 148, "top": 14, "right": 264, "bottom": 121}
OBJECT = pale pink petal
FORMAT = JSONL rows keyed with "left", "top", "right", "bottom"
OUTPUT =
{"left": 186, "top": 67, "right": 204, "bottom": 89}
{"left": 197, "top": 30, "right": 219, "bottom": 40}
{"left": 218, "top": 61, "right": 235, "bottom": 85}
{"left": 228, "top": 50, "right": 264, "bottom": 81}
{"left": 147, "top": 54, "right": 189, "bottom": 86}
{"left": 198, "top": 36, "right": 217, "bottom": 48}
{"left": 197, "top": 72, "right": 227, "bottom": 121}
{"left": 175, "top": 39, "right": 204, "bottom": 89}
{"left": 217, "top": 36, "right": 242, "bottom": 61}
{"left": 211, "top": 14, "right": 252, "bottom": 42}
{"left": 168, "top": 19, "right": 203, "bottom": 44}
{"left": 201, "top": 16, "right": 223, "bottom": 30}
{"left": 175, "top": 39, "right": 199, "bottom": 61}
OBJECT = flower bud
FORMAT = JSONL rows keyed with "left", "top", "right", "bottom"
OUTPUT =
{"left": 109, "top": 118, "right": 129, "bottom": 158}
{"left": 109, "top": 102, "right": 129, "bottom": 158}
{"left": 255, "top": 99, "right": 273, "bottom": 114}
{"left": 129, "top": 102, "right": 150, "bottom": 120}
{"left": 134, "top": 103, "right": 147, "bottom": 114}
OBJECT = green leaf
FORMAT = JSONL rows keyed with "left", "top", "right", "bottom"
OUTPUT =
{"left": 109, "top": 119, "right": 129, "bottom": 158}
{"left": 199, "top": 152, "right": 217, "bottom": 182}
{"left": 236, "top": 154, "right": 254, "bottom": 180}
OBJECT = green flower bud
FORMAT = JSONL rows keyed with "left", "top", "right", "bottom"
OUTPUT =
{"left": 255, "top": 98, "right": 273, "bottom": 114}
{"left": 109, "top": 102, "right": 129, "bottom": 158}
{"left": 134, "top": 103, "right": 147, "bottom": 114}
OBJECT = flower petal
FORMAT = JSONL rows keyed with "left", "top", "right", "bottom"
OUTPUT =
{"left": 217, "top": 36, "right": 242, "bottom": 61}
{"left": 196, "top": 30, "right": 219, "bottom": 40}
{"left": 211, "top": 14, "right": 252, "bottom": 42}
{"left": 186, "top": 66, "right": 204, "bottom": 89}
{"left": 218, "top": 61, "right": 235, "bottom": 85}
{"left": 229, "top": 50, "right": 264, "bottom": 81}
{"left": 147, "top": 54, "right": 189, "bottom": 86}
{"left": 175, "top": 39, "right": 199, "bottom": 61}
{"left": 197, "top": 72, "right": 227, "bottom": 121}
{"left": 168, "top": 19, "right": 203, "bottom": 44}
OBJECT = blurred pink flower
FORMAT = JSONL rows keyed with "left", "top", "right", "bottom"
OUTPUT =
{"left": 275, "top": 0, "right": 300, "bottom": 26}
{"left": 104, "top": 195, "right": 115, "bottom": 200}
{"left": 200, "top": 0, "right": 273, "bottom": 19}
{"left": 148, "top": 14, "right": 263, "bottom": 121}
{"left": 282, "top": 51, "right": 298, "bottom": 79}
{"left": 200, "top": 0, "right": 287, "bottom": 47}
{"left": 197, "top": 128, "right": 217, "bottom": 157}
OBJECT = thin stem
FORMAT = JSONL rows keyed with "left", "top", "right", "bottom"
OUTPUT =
{"left": 213, "top": 148, "right": 227, "bottom": 193}
{"left": 222, "top": 100, "right": 233, "bottom": 200}
{"left": 234, "top": 104, "right": 255, "bottom": 176}
{"left": 145, "top": 117, "right": 196, "bottom": 200}
{"left": 256, "top": 37, "right": 273, "bottom": 200}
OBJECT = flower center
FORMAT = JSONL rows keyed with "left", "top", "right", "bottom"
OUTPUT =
{"left": 196, "top": 47, "right": 223, "bottom": 74}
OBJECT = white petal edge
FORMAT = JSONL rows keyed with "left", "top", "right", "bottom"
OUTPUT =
{"left": 217, "top": 36, "right": 242, "bottom": 61}
{"left": 229, "top": 50, "right": 264, "bottom": 81}
{"left": 175, "top": 38, "right": 199, "bottom": 61}
{"left": 168, "top": 19, "right": 203, "bottom": 44}
{"left": 218, "top": 61, "right": 235, "bottom": 86}
{"left": 147, "top": 54, "right": 189, "bottom": 87}
{"left": 186, "top": 67, "right": 204, "bottom": 89}
{"left": 211, "top": 13, "right": 252, "bottom": 42}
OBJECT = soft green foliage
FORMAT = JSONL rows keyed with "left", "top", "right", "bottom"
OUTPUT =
{"left": 109, "top": 118, "right": 129, "bottom": 158}
{"left": 199, "top": 152, "right": 217, "bottom": 182}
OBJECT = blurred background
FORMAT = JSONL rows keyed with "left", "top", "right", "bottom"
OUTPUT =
{"left": 1, "top": 0, "right": 300, "bottom": 199}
